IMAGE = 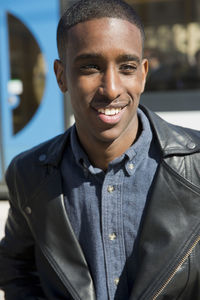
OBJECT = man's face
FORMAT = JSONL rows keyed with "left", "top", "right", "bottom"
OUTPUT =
{"left": 56, "top": 17, "right": 148, "bottom": 146}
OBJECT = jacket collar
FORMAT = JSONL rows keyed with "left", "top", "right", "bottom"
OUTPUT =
{"left": 140, "top": 105, "right": 200, "bottom": 157}
{"left": 39, "top": 105, "right": 200, "bottom": 167}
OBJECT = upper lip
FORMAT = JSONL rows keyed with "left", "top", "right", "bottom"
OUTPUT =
{"left": 91, "top": 96, "right": 131, "bottom": 111}
{"left": 91, "top": 102, "right": 129, "bottom": 111}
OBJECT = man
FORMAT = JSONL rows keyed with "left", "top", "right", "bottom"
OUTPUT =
{"left": 1, "top": 0, "right": 200, "bottom": 299}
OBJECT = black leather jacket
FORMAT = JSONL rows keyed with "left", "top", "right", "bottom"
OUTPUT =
{"left": 1, "top": 106, "right": 200, "bottom": 300}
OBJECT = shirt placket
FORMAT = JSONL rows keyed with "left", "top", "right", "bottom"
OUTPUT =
{"left": 101, "top": 167, "right": 126, "bottom": 300}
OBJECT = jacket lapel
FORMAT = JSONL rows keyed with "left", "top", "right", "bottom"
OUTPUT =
{"left": 130, "top": 161, "right": 200, "bottom": 300}
{"left": 25, "top": 168, "right": 96, "bottom": 300}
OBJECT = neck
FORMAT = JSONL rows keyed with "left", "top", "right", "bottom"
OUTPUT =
{"left": 77, "top": 119, "right": 141, "bottom": 171}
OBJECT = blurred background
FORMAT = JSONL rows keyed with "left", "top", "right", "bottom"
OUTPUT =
{"left": 0, "top": 0, "right": 200, "bottom": 298}
{"left": 0, "top": 0, "right": 200, "bottom": 198}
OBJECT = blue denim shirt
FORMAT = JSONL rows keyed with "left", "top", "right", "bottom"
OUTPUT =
{"left": 61, "top": 109, "right": 160, "bottom": 300}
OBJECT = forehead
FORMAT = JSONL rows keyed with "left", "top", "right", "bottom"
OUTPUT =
{"left": 66, "top": 17, "right": 143, "bottom": 60}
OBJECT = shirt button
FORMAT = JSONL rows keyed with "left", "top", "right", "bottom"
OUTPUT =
{"left": 114, "top": 278, "right": 119, "bottom": 285}
{"left": 107, "top": 185, "right": 114, "bottom": 193}
{"left": 109, "top": 233, "right": 117, "bottom": 241}
{"left": 128, "top": 163, "right": 134, "bottom": 170}
{"left": 25, "top": 206, "right": 32, "bottom": 214}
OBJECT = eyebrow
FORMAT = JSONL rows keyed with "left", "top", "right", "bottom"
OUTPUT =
{"left": 74, "top": 53, "right": 141, "bottom": 64}
{"left": 117, "top": 54, "right": 141, "bottom": 64}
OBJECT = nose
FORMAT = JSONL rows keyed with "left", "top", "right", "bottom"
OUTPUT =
{"left": 98, "top": 66, "right": 123, "bottom": 100}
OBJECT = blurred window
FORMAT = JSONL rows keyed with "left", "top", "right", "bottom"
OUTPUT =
{"left": 7, "top": 13, "right": 46, "bottom": 134}
{"left": 126, "top": 0, "right": 200, "bottom": 91}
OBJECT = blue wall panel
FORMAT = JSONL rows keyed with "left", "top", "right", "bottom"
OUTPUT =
{"left": 0, "top": 0, "right": 64, "bottom": 182}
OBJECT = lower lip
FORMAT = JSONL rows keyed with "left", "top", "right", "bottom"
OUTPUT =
{"left": 96, "top": 108, "right": 125, "bottom": 124}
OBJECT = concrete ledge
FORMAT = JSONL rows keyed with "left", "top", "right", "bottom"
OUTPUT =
{"left": 0, "top": 290, "right": 5, "bottom": 300}
{"left": 0, "top": 201, "right": 9, "bottom": 240}
{"left": 0, "top": 201, "right": 9, "bottom": 299}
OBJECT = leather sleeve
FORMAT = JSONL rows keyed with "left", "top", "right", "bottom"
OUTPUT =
{"left": 0, "top": 158, "right": 46, "bottom": 300}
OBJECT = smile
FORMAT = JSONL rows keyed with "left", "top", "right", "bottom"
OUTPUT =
{"left": 95, "top": 105, "right": 127, "bottom": 125}
{"left": 98, "top": 108, "right": 122, "bottom": 116}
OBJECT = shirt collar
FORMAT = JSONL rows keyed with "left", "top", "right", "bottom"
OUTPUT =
{"left": 70, "top": 125, "right": 88, "bottom": 167}
{"left": 124, "top": 108, "right": 153, "bottom": 175}
{"left": 70, "top": 108, "right": 153, "bottom": 176}
{"left": 70, "top": 125, "right": 103, "bottom": 176}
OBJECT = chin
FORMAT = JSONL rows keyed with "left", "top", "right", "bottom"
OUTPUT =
{"left": 96, "top": 129, "right": 124, "bottom": 144}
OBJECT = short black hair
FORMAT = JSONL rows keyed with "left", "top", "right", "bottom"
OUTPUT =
{"left": 57, "top": 0, "right": 145, "bottom": 61}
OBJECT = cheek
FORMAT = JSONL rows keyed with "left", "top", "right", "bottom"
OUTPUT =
{"left": 82, "top": 75, "right": 100, "bottom": 88}
{"left": 76, "top": 76, "right": 99, "bottom": 99}
{"left": 125, "top": 76, "right": 145, "bottom": 96}
{"left": 67, "top": 82, "right": 87, "bottom": 105}
{"left": 135, "top": 70, "right": 147, "bottom": 93}
{"left": 69, "top": 80, "right": 97, "bottom": 114}
{"left": 67, "top": 68, "right": 96, "bottom": 97}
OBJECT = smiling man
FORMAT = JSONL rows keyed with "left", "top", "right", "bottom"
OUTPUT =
{"left": 54, "top": 15, "right": 148, "bottom": 171}
{"left": 1, "top": 1, "right": 200, "bottom": 300}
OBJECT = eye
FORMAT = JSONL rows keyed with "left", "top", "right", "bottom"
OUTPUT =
{"left": 120, "top": 63, "right": 137, "bottom": 74}
{"left": 80, "top": 64, "right": 100, "bottom": 74}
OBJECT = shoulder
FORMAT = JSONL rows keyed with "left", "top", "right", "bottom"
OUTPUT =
{"left": 7, "top": 131, "right": 67, "bottom": 168}
{"left": 140, "top": 105, "right": 200, "bottom": 155}
{"left": 5, "top": 129, "right": 71, "bottom": 203}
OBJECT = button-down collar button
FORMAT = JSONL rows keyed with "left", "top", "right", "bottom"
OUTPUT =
{"left": 187, "top": 142, "right": 196, "bottom": 150}
{"left": 109, "top": 233, "right": 117, "bottom": 241}
{"left": 107, "top": 185, "right": 114, "bottom": 193}
{"left": 25, "top": 206, "right": 32, "bottom": 214}
{"left": 114, "top": 278, "right": 119, "bottom": 285}
{"left": 128, "top": 163, "right": 134, "bottom": 170}
{"left": 39, "top": 154, "right": 46, "bottom": 162}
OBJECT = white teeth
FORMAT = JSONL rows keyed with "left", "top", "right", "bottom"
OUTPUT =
{"left": 98, "top": 108, "right": 121, "bottom": 115}
{"left": 98, "top": 108, "right": 105, "bottom": 114}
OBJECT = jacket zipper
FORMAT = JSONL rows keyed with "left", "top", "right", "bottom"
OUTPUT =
{"left": 152, "top": 235, "right": 200, "bottom": 300}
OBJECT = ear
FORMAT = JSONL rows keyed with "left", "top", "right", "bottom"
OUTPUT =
{"left": 141, "top": 58, "right": 149, "bottom": 93}
{"left": 54, "top": 59, "right": 67, "bottom": 93}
